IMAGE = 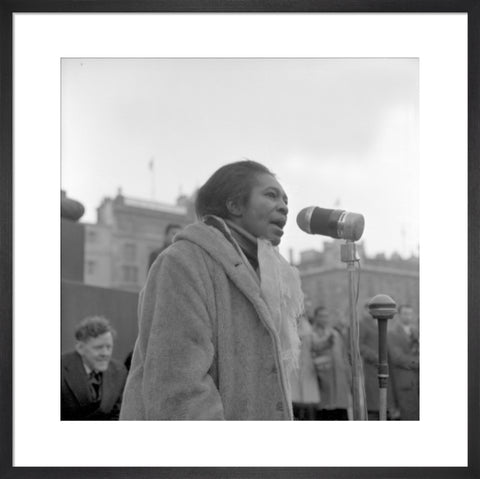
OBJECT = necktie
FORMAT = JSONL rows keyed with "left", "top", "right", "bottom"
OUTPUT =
{"left": 88, "top": 371, "right": 102, "bottom": 402}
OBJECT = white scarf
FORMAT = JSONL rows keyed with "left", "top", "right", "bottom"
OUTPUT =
{"left": 257, "top": 239, "right": 303, "bottom": 383}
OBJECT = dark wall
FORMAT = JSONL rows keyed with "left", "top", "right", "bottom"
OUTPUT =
{"left": 61, "top": 280, "right": 138, "bottom": 363}
{"left": 61, "top": 218, "right": 85, "bottom": 282}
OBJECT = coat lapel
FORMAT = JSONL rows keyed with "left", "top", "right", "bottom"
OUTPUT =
{"left": 64, "top": 352, "right": 92, "bottom": 408}
{"left": 196, "top": 220, "right": 276, "bottom": 331}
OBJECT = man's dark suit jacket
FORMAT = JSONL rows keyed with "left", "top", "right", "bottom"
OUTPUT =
{"left": 61, "top": 351, "right": 128, "bottom": 420}
{"left": 387, "top": 320, "right": 419, "bottom": 420}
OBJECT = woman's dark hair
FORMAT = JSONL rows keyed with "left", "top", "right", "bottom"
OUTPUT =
{"left": 195, "top": 160, "right": 274, "bottom": 219}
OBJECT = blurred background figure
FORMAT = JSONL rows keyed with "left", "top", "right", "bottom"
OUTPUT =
{"left": 61, "top": 316, "right": 127, "bottom": 420}
{"left": 388, "top": 304, "right": 419, "bottom": 420}
{"left": 359, "top": 301, "right": 399, "bottom": 420}
{"left": 147, "top": 223, "right": 183, "bottom": 270}
{"left": 311, "top": 306, "right": 352, "bottom": 420}
{"left": 290, "top": 298, "right": 321, "bottom": 420}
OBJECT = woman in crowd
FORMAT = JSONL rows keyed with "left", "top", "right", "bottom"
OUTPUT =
{"left": 311, "top": 306, "right": 352, "bottom": 420}
{"left": 120, "top": 160, "right": 304, "bottom": 420}
{"left": 290, "top": 297, "right": 322, "bottom": 420}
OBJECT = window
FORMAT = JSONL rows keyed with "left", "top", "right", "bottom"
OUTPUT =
{"left": 124, "top": 243, "right": 136, "bottom": 261}
{"left": 86, "top": 260, "right": 96, "bottom": 275}
{"left": 122, "top": 265, "right": 138, "bottom": 283}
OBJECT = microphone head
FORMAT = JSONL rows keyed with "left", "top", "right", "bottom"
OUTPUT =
{"left": 368, "top": 294, "right": 397, "bottom": 320}
{"left": 296, "top": 206, "right": 365, "bottom": 241}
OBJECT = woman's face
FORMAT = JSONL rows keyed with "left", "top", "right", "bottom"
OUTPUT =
{"left": 231, "top": 173, "right": 289, "bottom": 246}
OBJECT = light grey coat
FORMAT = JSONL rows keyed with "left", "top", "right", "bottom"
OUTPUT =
{"left": 120, "top": 221, "right": 294, "bottom": 420}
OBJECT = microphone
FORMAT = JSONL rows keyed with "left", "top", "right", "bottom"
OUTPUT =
{"left": 368, "top": 294, "right": 397, "bottom": 421}
{"left": 296, "top": 206, "right": 365, "bottom": 241}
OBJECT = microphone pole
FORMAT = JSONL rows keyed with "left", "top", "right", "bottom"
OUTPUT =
{"left": 296, "top": 206, "right": 367, "bottom": 420}
{"left": 340, "top": 240, "right": 366, "bottom": 420}
{"left": 368, "top": 294, "right": 397, "bottom": 421}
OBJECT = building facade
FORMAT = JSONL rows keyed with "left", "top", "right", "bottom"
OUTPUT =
{"left": 83, "top": 191, "right": 194, "bottom": 292}
{"left": 297, "top": 240, "right": 419, "bottom": 323}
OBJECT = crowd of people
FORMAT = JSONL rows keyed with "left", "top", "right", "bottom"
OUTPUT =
{"left": 61, "top": 160, "right": 419, "bottom": 421}
{"left": 291, "top": 302, "right": 419, "bottom": 421}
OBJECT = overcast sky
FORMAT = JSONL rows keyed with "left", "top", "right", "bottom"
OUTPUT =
{"left": 61, "top": 58, "right": 419, "bottom": 262}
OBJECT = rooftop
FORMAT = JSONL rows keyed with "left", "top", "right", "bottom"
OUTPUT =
{"left": 121, "top": 196, "right": 187, "bottom": 215}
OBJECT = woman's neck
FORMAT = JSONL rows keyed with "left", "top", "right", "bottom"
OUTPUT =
{"left": 224, "top": 219, "right": 259, "bottom": 269}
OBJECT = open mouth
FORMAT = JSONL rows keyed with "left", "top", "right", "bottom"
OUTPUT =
{"left": 269, "top": 218, "right": 286, "bottom": 236}
{"left": 270, "top": 218, "right": 286, "bottom": 229}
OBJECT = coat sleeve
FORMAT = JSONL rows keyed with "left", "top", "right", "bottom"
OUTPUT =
{"left": 138, "top": 245, "right": 224, "bottom": 420}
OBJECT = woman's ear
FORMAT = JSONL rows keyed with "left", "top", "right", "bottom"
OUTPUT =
{"left": 226, "top": 199, "right": 243, "bottom": 217}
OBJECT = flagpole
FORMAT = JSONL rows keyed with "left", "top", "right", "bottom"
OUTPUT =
{"left": 149, "top": 157, "right": 155, "bottom": 200}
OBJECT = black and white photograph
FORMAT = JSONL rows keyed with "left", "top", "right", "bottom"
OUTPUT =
{"left": 5, "top": 8, "right": 475, "bottom": 476}
{"left": 61, "top": 57, "right": 419, "bottom": 422}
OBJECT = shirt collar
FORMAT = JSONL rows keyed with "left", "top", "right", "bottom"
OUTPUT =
{"left": 224, "top": 219, "right": 258, "bottom": 267}
{"left": 82, "top": 361, "right": 93, "bottom": 375}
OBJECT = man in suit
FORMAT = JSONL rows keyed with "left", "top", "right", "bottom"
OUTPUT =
{"left": 61, "top": 316, "right": 127, "bottom": 420}
{"left": 388, "top": 304, "right": 419, "bottom": 420}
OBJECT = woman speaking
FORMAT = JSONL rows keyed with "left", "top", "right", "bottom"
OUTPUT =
{"left": 120, "top": 160, "right": 304, "bottom": 420}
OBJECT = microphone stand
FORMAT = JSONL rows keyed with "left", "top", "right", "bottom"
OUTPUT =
{"left": 340, "top": 240, "right": 366, "bottom": 420}
{"left": 368, "top": 295, "right": 397, "bottom": 420}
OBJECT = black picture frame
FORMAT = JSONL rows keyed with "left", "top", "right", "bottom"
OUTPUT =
{"left": 1, "top": 1, "right": 478, "bottom": 478}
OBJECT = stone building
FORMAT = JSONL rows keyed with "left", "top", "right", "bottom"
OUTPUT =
{"left": 297, "top": 240, "right": 419, "bottom": 323}
{"left": 83, "top": 190, "right": 194, "bottom": 292}
{"left": 61, "top": 190, "right": 139, "bottom": 361}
